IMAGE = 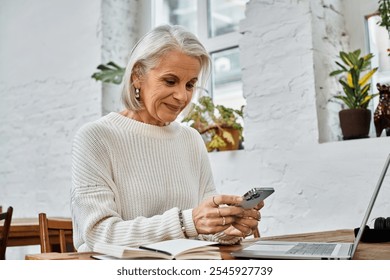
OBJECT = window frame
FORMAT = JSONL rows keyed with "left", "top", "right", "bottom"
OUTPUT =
{"left": 150, "top": 0, "right": 243, "bottom": 52}
{"left": 149, "top": 0, "right": 245, "bottom": 104}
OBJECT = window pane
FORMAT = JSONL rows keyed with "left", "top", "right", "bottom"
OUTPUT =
{"left": 159, "top": 0, "right": 197, "bottom": 35}
{"left": 211, "top": 47, "right": 245, "bottom": 110}
{"left": 208, "top": 0, "right": 248, "bottom": 37}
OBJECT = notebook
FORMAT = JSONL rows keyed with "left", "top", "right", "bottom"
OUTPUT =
{"left": 232, "top": 154, "right": 390, "bottom": 260}
{"left": 93, "top": 239, "right": 221, "bottom": 260}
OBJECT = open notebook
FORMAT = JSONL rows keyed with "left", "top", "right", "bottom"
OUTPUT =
{"left": 93, "top": 239, "right": 221, "bottom": 260}
{"left": 232, "top": 154, "right": 390, "bottom": 260}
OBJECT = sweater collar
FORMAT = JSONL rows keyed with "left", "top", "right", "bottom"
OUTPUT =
{"left": 105, "top": 112, "right": 181, "bottom": 139}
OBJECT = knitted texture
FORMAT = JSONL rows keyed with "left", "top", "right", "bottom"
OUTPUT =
{"left": 71, "top": 112, "right": 239, "bottom": 251}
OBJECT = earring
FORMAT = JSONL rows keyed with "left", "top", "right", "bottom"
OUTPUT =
{"left": 135, "top": 88, "right": 140, "bottom": 100}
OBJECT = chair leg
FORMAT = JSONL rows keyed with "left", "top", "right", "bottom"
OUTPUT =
{"left": 59, "top": 230, "right": 67, "bottom": 253}
{"left": 0, "top": 207, "right": 13, "bottom": 260}
{"left": 39, "top": 213, "right": 51, "bottom": 253}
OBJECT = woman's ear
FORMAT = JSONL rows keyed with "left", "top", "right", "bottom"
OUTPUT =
{"left": 131, "top": 64, "right": 142, "bottom": 89}
{"left": 132, "top": 75, "right": 141, "bottom": 89}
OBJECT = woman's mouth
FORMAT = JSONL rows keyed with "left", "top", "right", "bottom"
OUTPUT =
{"left": 164, "top": 103, "right": 182, "bottom": 112}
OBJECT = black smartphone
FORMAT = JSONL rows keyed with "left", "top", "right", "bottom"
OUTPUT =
{"left": 239, "top": 187, "right": 275, "bottom": 209}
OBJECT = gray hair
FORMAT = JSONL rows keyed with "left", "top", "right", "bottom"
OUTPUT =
{"left": 121, "top": 25, "right": 211, "bottom": 111}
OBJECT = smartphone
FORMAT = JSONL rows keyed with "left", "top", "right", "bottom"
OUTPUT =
{"left": 239, "top": 187, "right": 275, "bottom": 209}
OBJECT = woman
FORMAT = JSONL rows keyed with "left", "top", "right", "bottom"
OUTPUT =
{"left": 71, "top": 25, "right": 262, "bottom": 252}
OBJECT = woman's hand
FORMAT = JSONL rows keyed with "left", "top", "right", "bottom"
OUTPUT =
{"left": 192, "top": 195, "right": 245, "bottom": 234}
{"left": 225, "top": 200, "right": 265, "bottom": 237}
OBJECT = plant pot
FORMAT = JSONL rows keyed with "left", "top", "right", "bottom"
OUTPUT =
{"left": 218, "top": 127, "right": 241, "bottom": 151}
{"left": 339, "top": 109, "right": 371, "bottom": 140}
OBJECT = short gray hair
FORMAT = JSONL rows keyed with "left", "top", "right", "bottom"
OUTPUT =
{"left": 121, "top": 25, "right": 211, "bottom": 111}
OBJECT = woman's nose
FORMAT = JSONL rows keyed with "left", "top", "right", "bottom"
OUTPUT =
{"left": 173, "top": 86, "right": 189, "bottom": 103}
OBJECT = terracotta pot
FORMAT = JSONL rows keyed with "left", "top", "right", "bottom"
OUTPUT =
{"left": 218, "top": 127, "right": 241, "bottom": 151}
{"left": 339, "top": 109, "right": 371, "bottom": 140}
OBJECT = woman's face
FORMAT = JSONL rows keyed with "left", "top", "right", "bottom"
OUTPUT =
{"left": 134, "top": 50, "right": 201, "bottom": 126}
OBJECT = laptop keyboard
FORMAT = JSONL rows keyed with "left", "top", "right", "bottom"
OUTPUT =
{"left": 286, "top": 243, "right": 336, "bottom": 256}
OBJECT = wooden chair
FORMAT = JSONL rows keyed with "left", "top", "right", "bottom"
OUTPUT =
{"left": 38, "top": 213, "right": 75, "bottom": 253}
{"left": 0, "top": 206, "right": 13, "bottom": 260}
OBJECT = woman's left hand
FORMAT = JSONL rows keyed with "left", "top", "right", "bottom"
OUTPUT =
{"left": 224, "top": 201, "right": 264, "bottom": 237}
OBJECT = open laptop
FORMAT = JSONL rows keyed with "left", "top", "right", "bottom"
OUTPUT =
{"left": 232, "top": 154, "right": 390, "bottom": 260}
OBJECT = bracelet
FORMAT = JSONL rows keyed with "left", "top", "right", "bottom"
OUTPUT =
{"left": 178, "top": 209, "right": 188, "bottom": 238}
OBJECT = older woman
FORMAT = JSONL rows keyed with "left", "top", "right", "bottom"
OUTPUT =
{"left": 71, "top": 25, "right": 262, "bottom": 252}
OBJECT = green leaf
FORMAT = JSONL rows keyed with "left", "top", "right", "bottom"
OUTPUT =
{"left": 340, "top": 51, "right": 354, "bottom": 68}
{"left": 91, "top": 61, "right": 125, "bottom": 84}
{"left": 329, "top": 69, "right": 345, "bottom": 76}
{"left": 335, "top": 96, "right": 354, "bottom": 109}
{"left": 359, "top": 84, "right": 371, "bottom": 97}
{"left": 107, "top": 61, "right": 124, "bottom": 69}
{"left": 359, "top": 68, "right": 378, "bottom": 86}
{"left": 96, "top": 64, "right": 112, "bottom": 70}
{"left": 335, "top": 61, "right": 348, "bottom": 71}
{"left": 348, "top": 51, "right": 359, "bottom": 66}
{"left": 350, "top": 67, "right": 360, "bottom": 91}
{"left": 363, "top": 53, "right": 374, "bottom": 61}
{"left": 353, "top": 49, "right": 361, "bottom": 58}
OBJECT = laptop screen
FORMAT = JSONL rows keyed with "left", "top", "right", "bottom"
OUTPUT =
{"left": 351, "top": 154, "right": 390, "bottom": 256}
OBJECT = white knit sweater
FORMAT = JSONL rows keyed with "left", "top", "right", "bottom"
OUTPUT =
{"left": 71, "top": 112, "right": 239, "bottom": 251}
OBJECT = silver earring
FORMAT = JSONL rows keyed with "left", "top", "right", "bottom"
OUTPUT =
{"left": 135, "top": 88, "right": 140, "bottom": 100}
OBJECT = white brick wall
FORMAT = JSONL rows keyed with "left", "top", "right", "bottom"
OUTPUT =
{"left": 311, "top": 0, "right": 350, "bottom": 142}
{"left": 0, "top": 0, "right": 102, "bottom": 259}
{"left": 101, "top": 0, "right": 140, "bottom": 115}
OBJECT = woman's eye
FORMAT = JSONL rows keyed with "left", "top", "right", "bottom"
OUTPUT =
{"left": 186, "top": 83, "right": 195, "bottom": 90}
{"left": 165, "top": 80, "right": 175, "bottom": 86}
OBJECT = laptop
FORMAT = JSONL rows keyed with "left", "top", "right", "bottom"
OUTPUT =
{"left": 232, "top": 154, "right": 390, "bottom": 260}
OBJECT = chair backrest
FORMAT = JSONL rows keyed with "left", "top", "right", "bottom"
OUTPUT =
{"left": 0, "top": 206, "right": 13, "bottom": 260}
{"left": 38, "top": 213, "right": 75, "bottom": 253}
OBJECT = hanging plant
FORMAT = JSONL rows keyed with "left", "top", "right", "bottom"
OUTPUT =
{"left": 378, "top": 0, "right": 390, "bottom": 36}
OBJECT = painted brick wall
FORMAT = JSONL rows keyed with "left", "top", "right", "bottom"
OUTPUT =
{"left": 0, "top": 0, "right": 102, "bottom": 259}
{"left": 101, "top": 0, "right": 140, "bottom": 115}
{"left": 311, "top": 0, "right": 349, "bottom": 142}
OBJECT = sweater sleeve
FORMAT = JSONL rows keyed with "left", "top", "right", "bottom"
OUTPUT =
{"left": 71, "top": 123, "right": 187, "bottom": 251}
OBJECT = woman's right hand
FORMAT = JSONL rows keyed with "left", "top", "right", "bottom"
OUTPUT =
{"left": 192, "top": 195, "right": 245, "bottom": 234}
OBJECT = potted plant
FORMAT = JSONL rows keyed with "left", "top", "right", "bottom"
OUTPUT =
{"left": 329, "top": 49, "right": 378, "bottom": 140}
{"left": 182, "top": 95, "right": 244, "bottom": 152}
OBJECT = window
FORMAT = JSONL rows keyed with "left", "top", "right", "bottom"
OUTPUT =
{"left": 152, "top": 0, "right": 248, "bottom": 110}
